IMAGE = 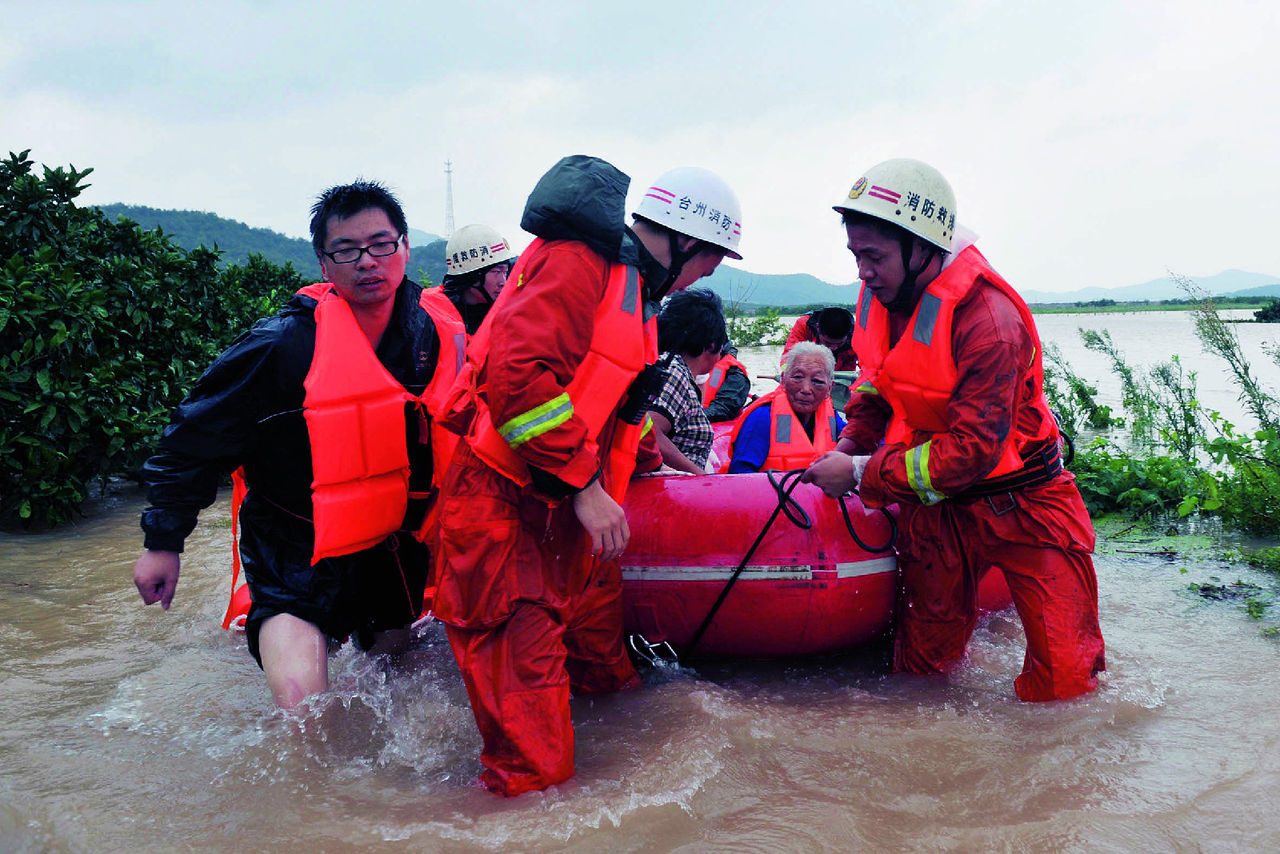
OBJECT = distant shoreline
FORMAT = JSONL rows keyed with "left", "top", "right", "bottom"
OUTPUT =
{"left": 736, "top": 297, "right": 1277, "bottom": 318}
{"left": 1029, "top": 299, "right": 1273, "bottom": 315}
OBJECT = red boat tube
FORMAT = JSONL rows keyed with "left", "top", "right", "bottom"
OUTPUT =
{"left": 619, "top": 472, "right": 899, "bottom": 658}
{"left": 620, "top": 471, "right": 1014, "bottom": 659}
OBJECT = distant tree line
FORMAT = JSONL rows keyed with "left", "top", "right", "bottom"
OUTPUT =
{"left": 97, "top": 203, "right": 450, "bottom": 289}
{"left": 1255, "top": 300, "right": 1280, "bottom": 322}
{"left": 1, "top": 150, "right": 307, "bottom": 527}
{"left": 98, "top": 203, "right": 321, "bottom": 273}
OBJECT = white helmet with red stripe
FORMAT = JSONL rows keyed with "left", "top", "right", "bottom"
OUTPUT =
{"left": 634, "top": 166, "right": 743, "bottom": 259}
{"left": 444, "top": 224, "right": 517, "bottom": 276}
{"left": 833, "top": 158, "right": 956, "bottom": 251}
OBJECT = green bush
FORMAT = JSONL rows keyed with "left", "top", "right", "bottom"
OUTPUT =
{"left": 726, "top": 305, "right": 788, "bottom": 348}
{"left": 1042, "top": 341, "right": 1119, "bottom": 435}
{"left": 1254, "top": 300, "right": 1280, "bottom": 323}
{"left": 0, "top": 150, "right": 303, "bottom": 526}
{"left": 1071, "top": 441, "right": 1220, "bottom": 518}
{"left": 1203, "top": 420, "right": 1280, "bottom": 535}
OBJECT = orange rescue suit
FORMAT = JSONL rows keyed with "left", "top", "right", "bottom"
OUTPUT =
{"left": 851, "top": 245, "right": 1055, "bottom": 501}
{"left": 845, "top": 245, "right": 1104, "bottom": 702}
{"left": 433, "top": 237, "right": 657, "bottom": 798}
{"left": 452, "top": 238, "right": 657, "bottom": 504}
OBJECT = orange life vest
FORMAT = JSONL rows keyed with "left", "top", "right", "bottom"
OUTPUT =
{"left": 299, "top": 283, "right": 419, "bottom": 563}
{"left": 418, "top": 285, "right": 467, "bottom": 488}
{"left": 701, "top": 353, "right": 748, "bottom": 408}
{"left": 458, "top": 238, "right": 658, "bottom": 503}
{"left": 850, "top": 245, "right": 1056, "bottom": 483}
{"left": 222, "top": 283, "right": 446, "bottom": 627}
{"left": 722, "top": 386, "right": 840, "bottom": 472}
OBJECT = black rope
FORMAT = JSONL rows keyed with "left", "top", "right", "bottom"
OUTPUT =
{"left": 683, "top": 468, "right": 810, "bottom": 658}
{"left": 836, "top": 493, "right": 897, "bottom": 553}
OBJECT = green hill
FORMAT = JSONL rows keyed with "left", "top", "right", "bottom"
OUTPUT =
{"left": 97, "top": 204, "right": 319, "bottom": 272}
{"left": 704, "top": 265, "right": 859, "bottom": 311}
{"left": 95, "top": 204, "right": 446, "bottom": 284}
{"left": 93, "top": 203, "right": 1279, "bottom": 309}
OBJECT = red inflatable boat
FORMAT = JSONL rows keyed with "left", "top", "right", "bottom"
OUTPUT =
{"left": 619, "top": 471, "right": 900, "bottom": 658}
{"left": 619, "top": 471, "right": 1012, "bottom": 659}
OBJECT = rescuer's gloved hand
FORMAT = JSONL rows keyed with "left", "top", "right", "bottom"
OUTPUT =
{"left": 803, "top": 451, "right": 865, "bottom": 498}
{"left": 850, "top": 454, "right": 871, "bottom": 488}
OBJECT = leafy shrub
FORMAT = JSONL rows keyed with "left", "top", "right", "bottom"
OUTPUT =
{"left": 1071, "top": 441, "right": 1220, "bottom": 518}
{"left": 1203, "top": 420, "right": 1280, "bottom": 535}
{"left": 1042, "top": 341, "right": 1119, "bottom": 435}
{"left": 725, "top": 304, "right": 787, "bottom": 348}
{"left": 0, "top": 150, "right": 303, "bottom": 526}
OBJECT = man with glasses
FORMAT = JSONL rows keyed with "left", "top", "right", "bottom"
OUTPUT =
{"left": 133, "top": 181, "right": 440, "bottom": 709}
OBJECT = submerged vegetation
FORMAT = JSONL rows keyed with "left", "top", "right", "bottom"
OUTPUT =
{"left": 722, "top": 285, "right": 788, "bottom": 347}
{"left": 1031, "top": 296, "right": 1277, "bottom": 315}
{"left": 1046, "top": 274, "right": 1280, "bottom": 538}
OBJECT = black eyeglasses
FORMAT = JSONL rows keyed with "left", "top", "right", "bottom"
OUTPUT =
{"left": 321, "top": 235, "right": 403, "bottom": 264}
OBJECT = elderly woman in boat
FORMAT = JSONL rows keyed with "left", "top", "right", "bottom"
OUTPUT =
{"left": 724, "top": 341, "right": 845, "bottom": 473}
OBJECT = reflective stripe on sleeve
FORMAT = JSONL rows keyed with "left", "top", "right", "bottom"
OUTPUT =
{"left": 904, "top": 440, "right": 945, "bottom": 505}
{"left": 497, "top": 393, "right": 573, "bottom": 447}
{"left": 640, "top": 415, "right": 653, "bottom": 438}
{"left": 854, "top": 381, "right": 879, "bottom": 395}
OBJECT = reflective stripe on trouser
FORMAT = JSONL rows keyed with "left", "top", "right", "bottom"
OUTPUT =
{"left": 891, "top": 475, "right": 1105, "bottom": 701}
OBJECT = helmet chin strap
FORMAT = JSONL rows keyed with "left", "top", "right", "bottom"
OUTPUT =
{"left": 883, "top": 235, "right": 937, "bottom": 314}
{"left": 652, "top": 231, "right": 702, "bottom": 301}
{"left": 467, "top": 263, "right": 510, "bottom": 306}
{"left": 470, "top": 279, "right": 496, "bottom": 306}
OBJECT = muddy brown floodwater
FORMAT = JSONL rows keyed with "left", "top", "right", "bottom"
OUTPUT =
{"left": 3, "top": 485, "right": 1280, "bottom": 854}
{"left": 4, "top": 311, "right": 1280, "bottom": 853}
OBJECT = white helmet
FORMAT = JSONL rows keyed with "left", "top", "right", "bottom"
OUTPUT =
{"left": 444, "top": 224, "right": 517, "bottom": 277}
{"left": 634, "top": 166, "right": 743, "bottom": 259}
{"left": 833, "top": 158, "right": 956, "bottom": 251}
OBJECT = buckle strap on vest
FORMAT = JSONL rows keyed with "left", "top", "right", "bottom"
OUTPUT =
{"left": 959, "top": 437, "right": 1063, "bottom": 499}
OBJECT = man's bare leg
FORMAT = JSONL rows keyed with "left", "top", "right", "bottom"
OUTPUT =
{"left": 259, "top": 613, "right": 328, "bottom": 709}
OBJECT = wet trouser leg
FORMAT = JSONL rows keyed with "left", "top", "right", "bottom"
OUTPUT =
{"left": 892, "top": 484, "right": 1105, "bottom": 701}
{"left": 445, "top": 604, "right": 574, "bottom": 797}
{"left": 892, "top": 503, "right": 979, "bottom": 676}
{"left": 999, "top": 544, "right": 1105, "bottom": 701}
{"left": 563, "top": 562, "right": 641, "bottom": 695}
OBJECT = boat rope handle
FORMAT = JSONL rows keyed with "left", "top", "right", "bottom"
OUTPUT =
{"left": 836, "top": 494, "right": 897, "bottom": 553}
{"left": 683, "top": 468, "right": 811, "bottom": 658}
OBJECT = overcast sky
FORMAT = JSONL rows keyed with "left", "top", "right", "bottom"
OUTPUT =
{"left": 5, "top": 0, "right": 1278, "bottom": 292}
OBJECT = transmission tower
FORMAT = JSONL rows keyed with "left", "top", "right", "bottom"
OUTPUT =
{"left": 444, "top": 159, "right": 455, "bottom": 237}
